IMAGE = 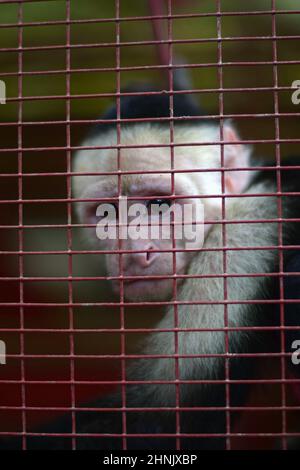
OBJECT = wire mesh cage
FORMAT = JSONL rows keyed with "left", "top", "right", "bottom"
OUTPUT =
{"left": 0, "top": 0, "right": 300, "bottom": 451}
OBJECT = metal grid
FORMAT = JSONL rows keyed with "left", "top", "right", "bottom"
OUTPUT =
{"left": 0, "top": 0, "right": 299, "bottom": 451}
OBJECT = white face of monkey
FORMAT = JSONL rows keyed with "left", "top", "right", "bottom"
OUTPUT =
{"left": 108, "top": 198, "right": 204, "bottom": 302}
{"left": 73, "top": 122, "right": 252, "bottom": 302}
{"left": 79, "top": 191, "right": 204, "bottom": 302}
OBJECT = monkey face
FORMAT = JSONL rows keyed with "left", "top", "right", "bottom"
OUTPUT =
{"left": 101, "top": 203, "right": 197, "bottom": 303}
{"left": 73, "top": 122, "right": 252, "bottom": 303}
{"left": 77, "top": 195, "right": 201, "bottom": 302}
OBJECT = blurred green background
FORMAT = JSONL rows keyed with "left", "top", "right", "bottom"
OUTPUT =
{"left": 0, "top": 0, "right": 300, "bottom": 130}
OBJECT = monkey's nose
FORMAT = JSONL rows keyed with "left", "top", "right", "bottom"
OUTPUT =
{"left": 132, "top": 244, "right": 157, "bottom": 268}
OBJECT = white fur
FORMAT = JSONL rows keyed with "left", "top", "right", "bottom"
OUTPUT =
{"left": 72, "top": 122, "right": 272, "bottom": 409}
{"left": 73, "top": 122, "right": 251, "bottom": 221}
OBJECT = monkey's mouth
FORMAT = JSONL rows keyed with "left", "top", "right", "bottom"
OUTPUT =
{"left": 124, "top": 278, "right": 159, "bottom": 285}
{"left": 110, "top": 276, "right": 171, "bottom": 295}
{"left": 110, "top": 277, "right": 153, "bottom": 289}
{"left": 112, "top": 277, "right": 167, "bottom": 292}
{"left": 110, "top": 277, "right": 173, "bottom": 302}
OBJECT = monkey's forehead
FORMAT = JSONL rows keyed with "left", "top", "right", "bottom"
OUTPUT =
{"left": 72, "top": 123, "right": 223, "bottom": 199}
{"left": 74, "top": 123, "right": 221, "bottom": 171}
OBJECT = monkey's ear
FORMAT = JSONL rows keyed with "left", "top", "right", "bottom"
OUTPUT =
{"left": 223, "top": 125, "right": 251, "bottom": 194}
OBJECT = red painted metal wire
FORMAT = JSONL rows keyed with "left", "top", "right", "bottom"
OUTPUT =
{"left": 0, "top": 0, "right": 300, "bottom": 451}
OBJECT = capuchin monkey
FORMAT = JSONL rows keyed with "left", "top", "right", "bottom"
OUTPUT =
{"left": 2, "top": 84, "right": 300, "bottom": 450}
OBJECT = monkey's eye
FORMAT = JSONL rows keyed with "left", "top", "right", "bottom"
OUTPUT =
{"left": 146, "top": 198, "right": 172, "bottom": 213}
